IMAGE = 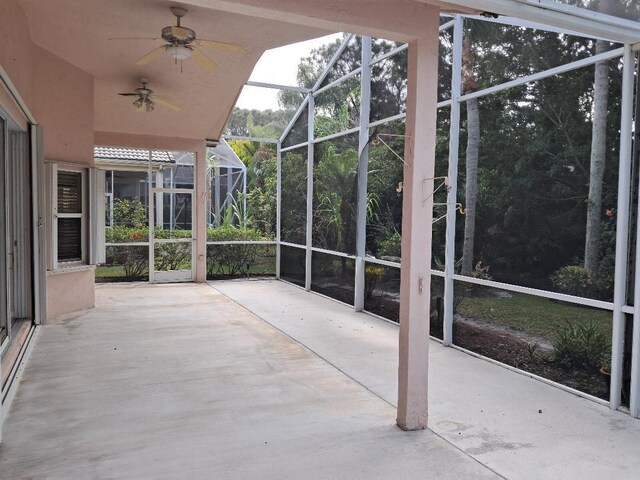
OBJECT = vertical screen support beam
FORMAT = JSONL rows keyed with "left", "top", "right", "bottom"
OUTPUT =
{"left": 611, "top": 44, "right": 635, "bottom": 410}
{"left": 443, "top": 15, "right": 464, "bottom": 346}
{"left": 276, "top": 141, "right": 282, "bottom": 279}
{"left": 397, "top": 12, "right": 440, "bottom": 431}
{"left": 147, "top": 150, "right": 155, "bottom": 283}
{"left": 626, "top": 46, "right": 640, "bottom": 417}
{"left": 194, "top": 143, "right": 208, "bottom": 282}
{"left": 354, "top": 36, "right": 373, "bottom": 312}
{"left": 214, "top": 167, "right": 221, "bottom": 227}
{"left": 305, "top": 94, "right": 315, "bottom": 291}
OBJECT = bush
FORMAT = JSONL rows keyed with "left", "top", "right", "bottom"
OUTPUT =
{"left": 105, "top": 245, "right": 148, "bottom": 280}
{"left": 154, "top": 243, "right": 191, "bottom": 271}
{"left": 206, "top": 226, "right": 264, "bottom": 276}
{"left": 105, "top": 226, "right": 149, "bottom": 243}
{"left": 553, "top": 320, "right": 610, "bottom": 370}
{"left": 551, "top": 265, "right": 593, "bottom": 298}
{"left": 113, "top": 198, "right": 147, "bottom": 228}
{"left": 378, "top": 232, "right": 401, "bottom": 258}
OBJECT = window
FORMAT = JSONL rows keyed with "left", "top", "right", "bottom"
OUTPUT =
{"left": 54, "top": 168, "right": 86, "bottom": 267}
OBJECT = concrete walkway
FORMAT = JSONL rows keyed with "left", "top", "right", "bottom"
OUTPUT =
{"left": 1, "top": 282, "right": 500, "bottom": 480}
{"left": 213, "top": 279, "right": 640, "bottom": 480}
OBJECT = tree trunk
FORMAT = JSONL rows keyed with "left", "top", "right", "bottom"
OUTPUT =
{"left": 584, "top": 39, "right": 609, "bottom": 277}
{"left": 461, "top": 97, "right": 480, "bottom": 276}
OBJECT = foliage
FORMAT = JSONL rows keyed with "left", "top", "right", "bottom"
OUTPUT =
{"left": 225, "top": 108, "right": 293, "bottom": 139}
{"left": 154, "top": 242, "right": 191, "bottom": 272}
{"left": 113, "top": 198, "right": 147, "bottom": 229}
{"left": 365, "top": 265, "right": 385, "bottom": 300}
{"left": 222, "top": 20, "right": 626, "bottom": 301}
{"left": 377, "top": 232, "right": 401, "bottom": 258}
{"left": 553, "top": 320, "right": 610, "bottom": 370}
{"left": 106, "top": 226, "right": 149, "bottom": 243}
{"left": 105, "top": 245, "right": 148, "bottom": 280}
{"left": 550, "top": 265, "right": 594, "bottom": 298}
{"left": 206, "top": 226, "right": 264, "bottom": 276}
{"left": 313, "top": 144, "right": 359, "bottom": 253}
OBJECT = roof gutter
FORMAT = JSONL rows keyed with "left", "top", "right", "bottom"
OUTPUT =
{"left": 436, "top": 0, "right": 640, "bottom": 44}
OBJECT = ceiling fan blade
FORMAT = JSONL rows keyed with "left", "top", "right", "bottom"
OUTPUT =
{"left": 195, "top": 39, "right": 245, "bottom": 54}
{"left": 118, "top": 93, "right": 139, "bottom": 96}
{"left": 191, "top": 46, "right": 216, "bottom": 70}
{"left": 136, "top": 45, "right": 166, "bottom": 66}
{"left": 153, "top": 95, "right": 181, "bottom": 112}
{"left": 109, "top": 37, "right": 161, "bottom": 41}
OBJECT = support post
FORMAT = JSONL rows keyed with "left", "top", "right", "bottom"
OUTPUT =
{"left": 226, "top": 165, "right": 233, "bottom": 218}
{"left": 626, "top": 46, "right": 640, "bottom": 417}
{"left": 355, "top": 36, "right": 373, "bottom": 312}
{"left": 443, "top": 15, "right": 464, "bottom": 346}
{"left": 214, "top": 167, "right": 221, "bottom": 227}
{"left": 611, "top": 44, "right": 635, "bottom": 410}
{"left": 305, "top": 94, "right": 315, "bottom": 291}
{"left": 194, "top": 143, "right": 208, "bottom": 282}
{"left": 242, "top": 169, "right": 247, "bottom": 221}
{"left": 276, "top": 142, "right": 282, "bottom": 279}
{"left": 147, "top": 150, "right": 155, "bottom": 283}
{"left": 155, "top": 171, "right": 163, "bottom": 227}
{"left": 397, "top": 14, "right": 440, "bottom": 431}
{"left": 169, "top": 168, "right": 175, "bottom": 230}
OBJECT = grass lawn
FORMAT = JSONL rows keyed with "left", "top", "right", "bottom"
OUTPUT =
{"left": 456, "top": 291, "right": 612, "bottom": 340}
{"left": 95, "top": 265, "right": 148, "bottom": 282}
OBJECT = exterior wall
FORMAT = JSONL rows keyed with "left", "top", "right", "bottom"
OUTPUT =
{"left": 0, "top": 0, "right": 32, "bottom": 129}
{"left": 0, "top": 0, "right": 96, "bottom": 321}
{"left": 46, "top": 269, "right": 95, "bottom": 319}
{"left": 32, "top": 46, "right": 94, "bottom": 165}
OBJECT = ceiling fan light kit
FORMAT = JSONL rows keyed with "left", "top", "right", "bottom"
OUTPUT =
{"left": 165, "top": 44, "right": 192, "bottom": 60}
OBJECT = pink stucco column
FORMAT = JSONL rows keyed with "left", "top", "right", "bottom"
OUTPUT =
{"left": 397, "top": 16, "right": 440, "bottom": 431}
{"left": 195, "top": 142, "right": 208, "bottom": 282}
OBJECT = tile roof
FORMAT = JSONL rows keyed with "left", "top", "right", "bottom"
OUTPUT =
{"left": 94, "top": 146, "right": 174, "bottom": 163}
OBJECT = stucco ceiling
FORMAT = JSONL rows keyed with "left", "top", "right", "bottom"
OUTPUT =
{"left": 17, "top": 0, "right": 333, "bottom": 141}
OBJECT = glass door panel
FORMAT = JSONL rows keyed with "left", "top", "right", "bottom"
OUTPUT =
{"left": 0, "top": 117, "right": 6, "bottom": 348}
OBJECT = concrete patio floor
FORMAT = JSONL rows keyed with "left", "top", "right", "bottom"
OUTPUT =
{"left": 0, "top": 280, "right": 638, "bottom": 479}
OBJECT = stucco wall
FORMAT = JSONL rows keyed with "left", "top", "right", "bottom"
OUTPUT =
{"left": 1, "top": 0, "right": 97, "bottom": 321}
{"left": 0, "top": 0, "right": 33, "bottom": 128}
{"left": 46, "top": 269, "right": 96, "bottom": 319}
{"left": 32, "top": 46, "right": 94, "bottom": 165}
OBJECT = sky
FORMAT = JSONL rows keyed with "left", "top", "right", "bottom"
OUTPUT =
{"left": 235, "top": 33, "right": 342, "bottom": 111}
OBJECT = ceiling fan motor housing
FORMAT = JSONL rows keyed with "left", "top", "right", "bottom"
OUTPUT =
{"left": 162, "top": 25, "right": 196, "bottom": 43}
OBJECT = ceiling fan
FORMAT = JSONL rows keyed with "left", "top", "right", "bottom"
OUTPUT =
{"left": 116, "top": 6, "right": 245, "bottom": 71}
{"left": 118, "top": 78, "right": 180, "bottom": 112}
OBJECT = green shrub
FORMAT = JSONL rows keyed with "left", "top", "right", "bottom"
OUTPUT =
{"left": 551, "top": 265, "right": 593, "bottom": 298}
{"left": 105, "top": 245, "right": 148, "bottom": 280}
{"left": 206, "top": 226, "right": 264, "bottom": 276}
{"left": 105, "top": 226, "right": 149, "bottom": 243}
{"left": 154, "top": 243, "right": 191, "bottom": 271}
{"left": 113, "top": 198, "right": 147, "bottom": 229}
{"left": 378, "top": 232, "right": 401, "bottom": 258}
{"left": 553, "top": 320, "right": 610, "bottom": 370}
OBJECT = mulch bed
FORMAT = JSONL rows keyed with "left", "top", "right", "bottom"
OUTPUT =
{"left": 356, "top": 291, "right": 608, "bottom": 400}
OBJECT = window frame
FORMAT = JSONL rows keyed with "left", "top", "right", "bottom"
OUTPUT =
{"left": 52, "top": 164, "right": 87, "bottom": 269}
